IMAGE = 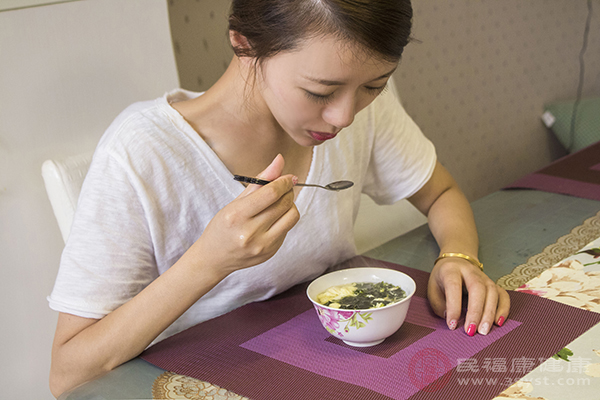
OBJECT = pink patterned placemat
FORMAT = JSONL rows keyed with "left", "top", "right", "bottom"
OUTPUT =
{"left": 141, "top": 256, "right": 600, "bottom": 400}
{"left": 504, "top": 140, "right": 600, "bottom": 201}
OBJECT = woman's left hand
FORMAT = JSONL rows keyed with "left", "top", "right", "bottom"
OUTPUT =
{"left": 427, "top": 257, "right": 510, "bottom": 336}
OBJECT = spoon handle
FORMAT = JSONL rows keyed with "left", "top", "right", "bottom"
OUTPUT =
{"left": 234, "top": 175, "right": 333, "bottom": 190}
{"left": 294, "top": 183, "right": 323, "bottom": 188}
{"left": 233, "top": 175, "right": 271, "bottom": 186}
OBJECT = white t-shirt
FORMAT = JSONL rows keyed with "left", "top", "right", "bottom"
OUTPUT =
{"left": 48, "top": 87, "right": 436, "bottom": 344}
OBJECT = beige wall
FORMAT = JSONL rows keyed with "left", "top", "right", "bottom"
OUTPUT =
{"left": 168, "top": 0, "right": 600, "bottom": 200}
{"left": 397, "top": 1, "right": 599, "bottom": 200}
{"left": 168, "top": 0, "right": 233, "bottom": 92}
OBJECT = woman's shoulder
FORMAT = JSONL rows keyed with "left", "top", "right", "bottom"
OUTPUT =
{"left": 337, "top": 83, "right": 404, "bottom": 148}
{"left": 96, "top": 89, "right": 201, "bottom": 158}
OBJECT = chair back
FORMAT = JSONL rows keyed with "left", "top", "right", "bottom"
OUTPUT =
{"left": 42, "top": 152, "right": 94, "bottom": 243}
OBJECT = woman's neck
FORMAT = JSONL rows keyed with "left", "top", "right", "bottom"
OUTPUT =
{"left": 202, "top": 57, "right": 284, "bottom": 140}
{"left": 171, "top": 56, "right": 312, "bottom": 180}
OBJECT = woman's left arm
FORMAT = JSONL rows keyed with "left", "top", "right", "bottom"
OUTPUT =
{"left": 408, "top": 161, "right": 510, "bottom": 336}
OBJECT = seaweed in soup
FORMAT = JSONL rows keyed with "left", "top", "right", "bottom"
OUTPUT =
{"left": 319, "top": 281, "right": 406, "bottom": 310}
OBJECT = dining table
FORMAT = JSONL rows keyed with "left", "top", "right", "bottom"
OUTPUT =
{"left": 59, "top": 142, "right": 600, "bottom": 400}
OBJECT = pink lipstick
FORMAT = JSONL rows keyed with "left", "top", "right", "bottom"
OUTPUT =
{"left": 308, "top": 130, "right": 337, "bottom": 141}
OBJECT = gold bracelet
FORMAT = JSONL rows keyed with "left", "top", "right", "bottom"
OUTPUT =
{"left": 435, "top": 252, "right": 483, "bottom": 271}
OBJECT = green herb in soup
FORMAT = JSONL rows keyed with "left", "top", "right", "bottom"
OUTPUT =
{"left": 317, "top": 281, "right": 406, "bottom": 310}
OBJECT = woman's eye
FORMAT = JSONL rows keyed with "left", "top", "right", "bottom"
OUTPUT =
{"left": 304, "top": 90, "right": 334, "bottom": 104}
{"left": 304, "top": 84, "right": 386, "bottom": 105}
{"left": 365, "top": 84, "right": 388, "bottom": 96}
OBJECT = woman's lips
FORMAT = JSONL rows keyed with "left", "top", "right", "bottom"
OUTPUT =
{"left": 308, "top": 130, "right": 337, "bottom": 141}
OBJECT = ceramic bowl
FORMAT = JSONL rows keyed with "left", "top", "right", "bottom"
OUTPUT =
{"left": 306, "top": 267, "right": 416, "bottom": 347}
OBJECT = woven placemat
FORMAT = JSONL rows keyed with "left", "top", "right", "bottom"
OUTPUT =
{"left": 142, "top": 256, "right": 600, "bottom": 400}
{"left": 504, "top": 141, "right": 600, "bottom": 201}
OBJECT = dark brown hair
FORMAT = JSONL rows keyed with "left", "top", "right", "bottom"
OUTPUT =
{"left": 228, "top": 0, "right": 413, "bottom": 64}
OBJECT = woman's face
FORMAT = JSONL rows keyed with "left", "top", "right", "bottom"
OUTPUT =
{"left": 256, "top": 35, "right": 398, "bottom": 146}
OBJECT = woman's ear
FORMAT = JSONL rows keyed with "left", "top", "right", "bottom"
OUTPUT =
{"left": 229, "top": 30, "right": 252, "bottom": 55}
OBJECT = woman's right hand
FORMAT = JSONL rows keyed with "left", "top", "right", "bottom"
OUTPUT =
{"left": 189, "top": 154, "right": 300, "bottom": 277}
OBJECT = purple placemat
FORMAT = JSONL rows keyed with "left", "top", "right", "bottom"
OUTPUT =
{"left": 504, "top": 140, "right": 600, "bottom": 200}
{"left": 141, "top": 256, "right": 600, "bottom": 400}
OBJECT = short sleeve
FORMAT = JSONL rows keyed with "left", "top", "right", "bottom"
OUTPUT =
{"left": 47, "top": 141, "right": 158, "bottom": 319}
{"left": 362, "top": 88, "right": 437, "bottom": 205}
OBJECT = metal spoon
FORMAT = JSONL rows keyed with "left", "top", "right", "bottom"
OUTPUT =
{"left": 233, "top": 175, "right": 354, "bottom": 191}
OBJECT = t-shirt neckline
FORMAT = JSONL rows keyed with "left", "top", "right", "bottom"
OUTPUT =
{"left": 158, "top": 89, "right": 321, "bottom": 215}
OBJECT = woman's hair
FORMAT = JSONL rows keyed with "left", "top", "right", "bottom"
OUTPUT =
{"left": 228, "top": 0, "right": 413, "bottom": 64}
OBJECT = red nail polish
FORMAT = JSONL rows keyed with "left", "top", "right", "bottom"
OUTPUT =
{"left": 497, "top": 316, "right": 505, "bottom": 327}
{"left": 467, "top": 323, "right": 476, "bottom": 337}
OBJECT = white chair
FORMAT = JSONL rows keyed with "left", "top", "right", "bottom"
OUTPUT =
{"left": 42, "top": 152, "right": 94, "bottom": 243}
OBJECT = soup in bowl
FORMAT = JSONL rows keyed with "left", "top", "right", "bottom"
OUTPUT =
{"left": 306, "top": 267, "right": 416, "bottom": 347}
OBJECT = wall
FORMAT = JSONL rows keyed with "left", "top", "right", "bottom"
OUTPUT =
{"left": 397, "top": 0, "right": 600, "bottom": 200}
{"left": 168, "top": 0, "right": 600, "bottom": 201}
{"left": 0, "top": 0, "right": 178, "bottom": 398}
{"left": 168, "top": 0, "right": 233, "bottom": 91}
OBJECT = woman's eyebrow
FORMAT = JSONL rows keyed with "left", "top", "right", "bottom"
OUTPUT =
{"left": 302, "top": 67, "right": 398, "bottom": 86}
{"left": 373, "top": 67, "right": 398, "bottom": 81}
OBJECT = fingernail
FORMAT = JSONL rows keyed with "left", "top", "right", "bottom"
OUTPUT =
{"left": 497, "top": 316, "right": 505, "bottom": 327}
{"left": 467, "top": 323, "right": 477, "bottom": 337}
{"left": 479, "top": 322, "right": 490, "bottom": 335}
{"left": 292, "top": 176, "right": 298, "bottom": 186}
{"left": 448, "top": 319, "right": 457, "bottom": 330}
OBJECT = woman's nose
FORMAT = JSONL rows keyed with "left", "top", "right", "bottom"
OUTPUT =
{"left": 322, "top": 95, "right": 356, "bottom": 129}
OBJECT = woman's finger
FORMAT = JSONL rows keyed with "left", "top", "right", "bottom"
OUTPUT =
{"left": 426, "top": 277, "right": 447, "bottom": 318}
{"left": 494, "top": 287, "right": 511, "bottom": 327}
{"left": 428, "top": 259, "right": 463, "bottom": 330}
{"left": 263, "top": 201, "right": 301, "bottom": 241}
{"left": 244, "top": 187, "right": 297, "bottom": 235}
{"left": 476, "top": 283, "right": 499, "bottom": 335}
{"left": 464, "top": 276, "right": 486, "bottom": 336}
{"left": 240, "top": 176, "right": 296, "bottom": 218}
{"left": 443, "top": 277, "right": 464, "bottom": 331}
{"left": 238, "top": 154, "right": 285, "bottom": 196}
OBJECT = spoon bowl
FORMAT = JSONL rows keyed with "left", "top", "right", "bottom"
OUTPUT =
{"left": 233, "top": 175, "right": 354, "bottom": 191}
{"left": 298, "top": 180, "right": 354, "bottom": 191}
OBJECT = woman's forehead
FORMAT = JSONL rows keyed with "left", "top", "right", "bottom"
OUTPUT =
{"left": 268, "top": 35, "right": 398, "bottom": 82}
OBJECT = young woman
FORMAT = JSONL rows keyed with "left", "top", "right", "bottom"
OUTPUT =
{"left": 48, "top": 0, "right": 510, "bottom": 396}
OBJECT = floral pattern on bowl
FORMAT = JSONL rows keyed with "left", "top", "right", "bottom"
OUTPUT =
{"left": 313, "top": 305, "right": 373, "bottom": 337}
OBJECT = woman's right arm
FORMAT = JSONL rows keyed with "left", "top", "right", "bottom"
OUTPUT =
{"left": 49, "top": 250, "right": 227, "bottom": 397}
{"left": 50, "top": 155, "right": 299, "bottom": 398}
